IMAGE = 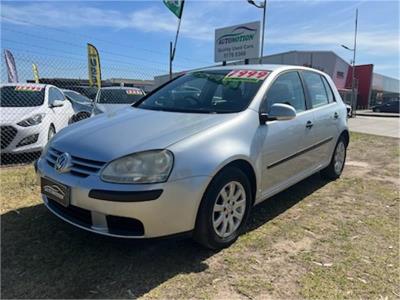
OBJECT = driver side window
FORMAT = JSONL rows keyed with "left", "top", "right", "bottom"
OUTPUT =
{"left": 261, "top": 71, "right": 306, "bottom": 113}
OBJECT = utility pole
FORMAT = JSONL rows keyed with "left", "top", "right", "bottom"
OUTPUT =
{"left": 341, "top": 8, "right": 358, "bottom": 116}
{"left": 352, "top": 8, "right": 358, "bottom": 115}
{"left": 247, "top": 0, "right": 267, "bottom": 64}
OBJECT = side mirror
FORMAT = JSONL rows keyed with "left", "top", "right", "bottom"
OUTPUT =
{"left": 49, "top": 100, "right": 64, "bottom": 107}
{"left": 259, "top": 103, "right": 296, "bottom": 124}
{"left": 50, "top": 100, "right": 64, "bottom": 108}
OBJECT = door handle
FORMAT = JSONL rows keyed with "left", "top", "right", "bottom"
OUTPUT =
{"left": 306, "top": 120, "right": 314, "bottom": 129}
{"left": 334, "top": 112, "right": 339, "bottom": 119}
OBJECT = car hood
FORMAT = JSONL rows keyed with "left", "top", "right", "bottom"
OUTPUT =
{"left": 95, "top": 103, "right": 130, "bottom": 114}
{"left": 0, "top": 106, "right": 44, "bottom": 125}
{"left": 51, "top": 107, "right": 235, "bottom": 162}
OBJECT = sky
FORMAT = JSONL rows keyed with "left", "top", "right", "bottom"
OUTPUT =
{"left": 1, "top": 0, "right": 399, "bottom": 82}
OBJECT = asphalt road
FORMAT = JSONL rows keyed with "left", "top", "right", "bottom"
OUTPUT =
{"left": 348, "top": 116, "right": 399, "bottom": 138}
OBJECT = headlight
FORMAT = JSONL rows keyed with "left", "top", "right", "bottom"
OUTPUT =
{"left": 17, "top": 113, "right": 45, "bottom": 127}
{"left": 101, "top": 150, "right": 174, "bottom": 184}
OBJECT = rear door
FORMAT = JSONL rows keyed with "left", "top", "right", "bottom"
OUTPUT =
{"left": 301, "top": 71, "right": 340, "bottom": 168}
{"left": 260, "top": 71, "right": 315, "bottom": 194}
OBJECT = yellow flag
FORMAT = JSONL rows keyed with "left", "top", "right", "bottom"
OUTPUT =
{"left": 87, "top": 43, "right": 101, "bottom": 89}
{"left": 32, "top": 63, "right": 39, "bottom": 83}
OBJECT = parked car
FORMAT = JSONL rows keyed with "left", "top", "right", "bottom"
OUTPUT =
{"left": 36, "top": 65, "right": 349, "bottom": 249}
{"left": 372, "top": 99, "right": 399, "bottom": 113}
{"left": 68, "top": 86, "right": 98, "bottom": 101}
{"left": 62, "top": 89, "right": 93, "bottom": 123}
{"left": 1, "top": 83, "right": 75, "bottom": 154}
{"left": 92, "top": 87, "right": 145, "bottom": 115}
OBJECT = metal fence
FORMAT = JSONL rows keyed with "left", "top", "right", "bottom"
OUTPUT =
{"left": 0, "top": 49, "right": 191, "bottom": 167}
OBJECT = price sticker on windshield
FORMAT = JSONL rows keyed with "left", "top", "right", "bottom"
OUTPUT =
{"left": 223, "top": 70, "right": 271, "bottom": 83}
{"left": 126, "top": 89, "right": 144, "bottom": 95}
{"left": 15, "top": 85, "right": 43, "bottom": 92}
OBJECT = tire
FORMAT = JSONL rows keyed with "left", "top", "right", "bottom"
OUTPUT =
{"left": 374, "top": 108, "right": 380, "bottom": 112}
{"left": 321, "top": 136, "right": 347, "bottom": 180}
{"left": 48, "top": 125, "right": 55, "bottom": 142}
{"left": 193, "top": 166, "right": 253, "bottom": 250}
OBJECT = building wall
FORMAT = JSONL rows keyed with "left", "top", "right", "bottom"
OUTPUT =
{"left": 346, "top": 64, "right": 374, "bottom": 109}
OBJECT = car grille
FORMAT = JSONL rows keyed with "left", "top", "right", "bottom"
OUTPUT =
{"left": 46, "top": 147, "right": 106, "bottom": 177}
{"left": 1, "top": 126, "right": 17, "bottom": 149}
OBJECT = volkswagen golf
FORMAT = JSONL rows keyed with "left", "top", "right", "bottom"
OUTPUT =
{"left": 36, "top": 65, "right": 349, "bottom": 249}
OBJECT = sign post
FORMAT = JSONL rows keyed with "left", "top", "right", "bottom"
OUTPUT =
{"left": 214, "top": 21, "right": 260, "bottom": 64}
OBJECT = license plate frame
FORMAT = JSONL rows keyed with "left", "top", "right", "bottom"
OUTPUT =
{"left": 41, "top": 177, "right": 70, "bottom": 207}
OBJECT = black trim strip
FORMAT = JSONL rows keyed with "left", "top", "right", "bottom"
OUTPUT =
{"left": 89, "top": 189, "right": 163, "bottom": 202}
{"left": 267, "top": 137, "right": 333, "bottom": 169}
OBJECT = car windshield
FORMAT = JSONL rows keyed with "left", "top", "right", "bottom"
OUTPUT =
{"left": 98, "top": 89, "right": 145, "bottom": 104}
{"left": 135, "top": 69, "right": 269, "bottom": 113}
{"left": 64, "top": 91, "right": 92, "bottom": 104}
{"left": 0, "top": 86, "right": 45, "bottom": 107}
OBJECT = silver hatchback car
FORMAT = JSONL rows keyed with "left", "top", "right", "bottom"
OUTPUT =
{"left": 36, "top": 65, "right": 349, "bottom": 249}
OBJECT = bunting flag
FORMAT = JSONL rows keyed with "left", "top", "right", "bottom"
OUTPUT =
{"left": 32, "top": 63, "right": 40, "bottom": 83}
{"left": 163, "top": 0, "right": 184, "bottom": 18}
{"left": 87, "top": 43, "right": 102, "bottom": 89}
{"left": 4, "top": 49, "right": 19, "bottom": 83}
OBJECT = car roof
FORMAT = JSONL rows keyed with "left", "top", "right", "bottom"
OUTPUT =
{"left": 0, "top": 83, "right": 48, "bottom": 88}
{"left": 197, "top": 64, "right": 328, "bottom": 75}
{"left": 99, "top": 86, "right": 143, "bottom": 90}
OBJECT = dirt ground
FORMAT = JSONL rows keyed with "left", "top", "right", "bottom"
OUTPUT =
{"left": 1, "top": 132, "right": 399, "bottom": 299}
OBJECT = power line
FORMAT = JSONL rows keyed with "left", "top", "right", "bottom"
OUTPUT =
{"left": 2, "top": 27, "right": 197, "bottom": 69}
{"left": 1, "top": 39, "right": 171, "bottom": 73}
{"left": 1, "top": 16, "right": 211, "bottom": 65}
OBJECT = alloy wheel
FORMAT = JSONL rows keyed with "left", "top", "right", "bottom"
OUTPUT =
{"left": 334, "top": 141, "right": 345, "bottom": 174}
{"left": 212, "top": 181, "right": 246, "bottom": 238}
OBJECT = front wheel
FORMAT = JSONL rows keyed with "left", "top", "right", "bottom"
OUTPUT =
{"left": 193, "top": 167, "right": 252, "bottom": 249}
{"left": 321, "top": 136, "right": 347, "bottom": 180}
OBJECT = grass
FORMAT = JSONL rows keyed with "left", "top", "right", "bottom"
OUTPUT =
{"left": 1, "top": 132, "right": 399, "bottom": 299}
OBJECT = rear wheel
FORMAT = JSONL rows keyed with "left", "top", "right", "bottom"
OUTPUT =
{"left": 321, "top": 136, "right": 347, "bottom": 180}
{"left": 193, "top": 167, "right": 252, "bottom": 249}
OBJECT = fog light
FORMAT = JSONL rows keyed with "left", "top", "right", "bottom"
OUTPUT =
{"left": 17, "top": 134, "right": 39, "bottom": 147}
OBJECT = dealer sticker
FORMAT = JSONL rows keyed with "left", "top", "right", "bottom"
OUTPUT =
{"left": 126, "top": 89, "right": 144, "bottom": 95}
{"left": 15, "top": 85, "right": 43, "bottom": 92}
{"left": 223, "top": 70, "right": 271, "bottom": 82}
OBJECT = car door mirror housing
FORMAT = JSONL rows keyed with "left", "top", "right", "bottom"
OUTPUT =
{"left": 260, "top": 103, "right": 296, "bottom": 124}
{"left": 50, "top": 100, "right": 64, "bottom": 108}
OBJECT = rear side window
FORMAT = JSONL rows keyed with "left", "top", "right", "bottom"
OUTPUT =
{"left": 302, "top": 71, "right": 329, "bottom": 108}
{"left": 321, "top": 76, "right": 335, "bottom": 103}
{"left": 263, "top": 71, "right": 306, "bottom": 112}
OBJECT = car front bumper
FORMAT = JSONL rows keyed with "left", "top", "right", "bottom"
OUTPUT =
{"left": 36, "top": 157, "right": 210, "bottom": 238}
{"left": 1, "top": 123, "right": 47, "bottom": 154}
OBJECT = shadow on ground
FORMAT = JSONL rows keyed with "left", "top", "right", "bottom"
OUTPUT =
{"left": 1, "top": 174, "right": 328, "bottom": 299}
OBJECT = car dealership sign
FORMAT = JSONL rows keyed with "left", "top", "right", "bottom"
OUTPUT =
{"left": 215, "top": 21, "right": 260, "bottom": 63}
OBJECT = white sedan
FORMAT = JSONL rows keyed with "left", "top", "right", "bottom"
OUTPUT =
{"left": 0, "top": 83, "right": 75, "bottom": 154}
